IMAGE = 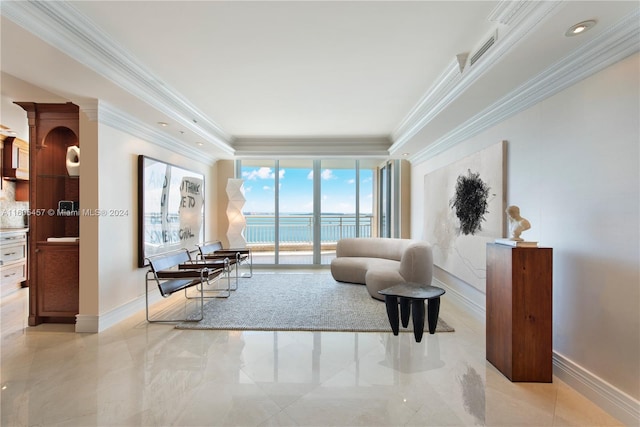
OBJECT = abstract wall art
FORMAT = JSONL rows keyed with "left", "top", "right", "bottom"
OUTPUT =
{"left": 423, "top": 141, "right": 506, "bottom": 292}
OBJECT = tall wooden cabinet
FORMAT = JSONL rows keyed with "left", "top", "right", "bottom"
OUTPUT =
{"left": 16, "top": 102, "right": 80, "bottom": 326}
{"left": 486, "top": 243, "right": 553, "bottom": 382}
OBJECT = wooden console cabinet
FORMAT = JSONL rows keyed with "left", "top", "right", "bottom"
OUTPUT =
{"left": 36, "top": 242, "right": 79, "bottom": 317}
{"left": 486, "top": 243, "right": 553, "bottom": 382}
{"left": 16, "top": 102, "right": 80, "bottom": 325}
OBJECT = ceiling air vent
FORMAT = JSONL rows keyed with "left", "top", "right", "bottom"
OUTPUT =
{"left": 470, "top": 30, "right": 497, "bottom": 67}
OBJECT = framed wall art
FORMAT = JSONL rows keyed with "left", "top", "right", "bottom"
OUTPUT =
{"left": 138, "top": 155, "right": 204, "bottom": 267}
{"left": 423, "top": 141, "right": 506, "bottom": 292}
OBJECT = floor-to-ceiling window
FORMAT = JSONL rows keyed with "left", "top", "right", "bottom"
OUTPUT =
{"left": 379, "top": 161, "right": 391, "bottom": 237}
{"left": 318, "top": 160, "right": 373, "bottom": 264}
{"left": 378, "top": 159, "right": 407, "bottom": 238}
{"left": 240, "top": 160, "right": 277, "bottom": 264}
{"left": 240, "top": 159, "right": 376, "bottom": 266}
{"left": 319, "top": 160, "right": 356, "bottom": 265}
{"left": 278, "top": 159, "right": 314, "bottom": 264}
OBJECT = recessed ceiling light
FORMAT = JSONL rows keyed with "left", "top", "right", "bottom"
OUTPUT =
{"left": 565, "top": 20, "right": 596, "bottom": 37}
{"left": 196, "top": 142, "right": 204, "bottom": 146}
{"left": 157, "top": 121, "right": 168, "bottom": 127}
{"left": 402, "top": 153, "right": 410, "bottom": 157}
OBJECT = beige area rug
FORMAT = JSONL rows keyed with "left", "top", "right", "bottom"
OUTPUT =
{"left": 176, "top": 273, "right": 454, "bottom": 333}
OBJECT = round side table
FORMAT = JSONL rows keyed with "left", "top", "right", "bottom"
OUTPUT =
{"left": 378, "top": 283, "right": 445, "bottom": 342}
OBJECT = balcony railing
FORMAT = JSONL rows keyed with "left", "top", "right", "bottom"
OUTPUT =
{"left": 245, "top": 214, "right": 373, "bottom": 246}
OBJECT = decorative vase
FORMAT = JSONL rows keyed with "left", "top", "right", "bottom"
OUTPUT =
{"left": 226, "top": 178, "right": 246, "bottom": 248}
{"left": 66, "top": 145, "right": 80, "bottom": 176}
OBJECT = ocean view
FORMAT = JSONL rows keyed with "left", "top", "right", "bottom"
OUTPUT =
{"left": 245, "top": 213, "right": 373, "bottom": 244}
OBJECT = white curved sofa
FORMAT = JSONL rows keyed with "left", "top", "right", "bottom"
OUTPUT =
{"left": 330, "top": 238, "right": 434, "bottom": 300}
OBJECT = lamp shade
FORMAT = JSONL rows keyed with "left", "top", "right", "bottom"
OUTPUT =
{"left": 226, "top": 178, "right": 246, "bottom": 248}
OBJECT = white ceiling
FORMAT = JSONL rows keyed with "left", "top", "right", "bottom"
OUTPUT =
{"left": 1, "top": 1, "right": 638, "bottom": 162}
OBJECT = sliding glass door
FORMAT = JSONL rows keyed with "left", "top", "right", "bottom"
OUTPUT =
{"left": 278, "top": 159, "right": 314, "bottom": 264}
{"left": 318, "top": 160, "right": 375, "bottom": 264}
{"left": 240, "top": 159, "right": 377, "bottom": 266}
{"left": 240, "top": 160, "right": 277, "bottom": 264}
{"left": 378, "top": 159, "right": 407, "bottom": 238}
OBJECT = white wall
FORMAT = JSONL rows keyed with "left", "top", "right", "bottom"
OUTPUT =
{"left": 92, "top": 123, "right": 220, "bottom": 321}
{"left": 411, "top": 53, "right": 639, "bottom": 402}
{"left": 0, "top": 95, "right": 29, "bottom": 141}
{"left": 79, "top": 109, "right": 100, "bottom": 319}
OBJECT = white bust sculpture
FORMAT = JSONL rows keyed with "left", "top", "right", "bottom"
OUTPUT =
{"left": 506, "top": 205, "right": 530, "bottom": 241}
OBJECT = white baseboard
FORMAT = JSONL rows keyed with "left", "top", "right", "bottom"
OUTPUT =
{"left": 75, "top": 291, "right": 162, "bottom": 333}
{"left": 432, "top": 277, "right": 485, "bottom": 323}
{"left": 553, "top": 352, "right": 640, "bottom": 427}
{"left": 97, "top": 295, "right": 149, "bottom": 332}
{"left": 75, "top": 314, "right": 99, "bottom": 333}
{"left": 441, "top": 278, "right": 640, "bottom": 426}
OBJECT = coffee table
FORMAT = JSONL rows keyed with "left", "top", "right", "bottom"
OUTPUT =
{"left": 378, "top": 283, "right": 445, "bottom": 342}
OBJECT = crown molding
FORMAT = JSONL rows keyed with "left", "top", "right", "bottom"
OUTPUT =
{"left": 1, "top": 1, "right": 234, "bottom": 156}
{"left": 390, "top": 0, "right": 562, "bottom": 154}
{"left": 74, "top": 99, "right": 99, "bottom": 121}
{"left": 488, "top": 0, "right": 530, "bottom": 26}
{"left": 390, "top": 59, "right": 462, "bottom": 148}
{"left": 233, "top": 136, "right": 390, "bottom": 159}
{"left": 98, "top": 101, "right": 219, "bottom": 164}
{"left": 410, "top": 9, "right": 640, "bottom": 164}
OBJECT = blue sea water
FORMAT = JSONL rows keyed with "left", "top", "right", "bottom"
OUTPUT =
{"left": 245, "top": 214, "right": 372, "bottom": 243}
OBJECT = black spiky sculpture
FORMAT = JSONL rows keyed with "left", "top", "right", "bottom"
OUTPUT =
{"left": 449, "top": 170, "right": 490, "bottom": 235}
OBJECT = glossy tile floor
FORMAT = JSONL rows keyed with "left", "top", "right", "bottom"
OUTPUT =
{"left": 1, "top": 272, "right": 623, "bottom": 426}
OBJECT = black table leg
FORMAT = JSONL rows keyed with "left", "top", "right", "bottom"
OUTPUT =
{"left": 384, "top": 295, "right": 400, "bottom": 335}
{"left": 411, "top": 299, "right": 426, "bottom": 342}
{"left": 400, "top": 297, "right": 411, "bottom": 328}
{"left": 427, "top": 297, "right": 441, "bottom": 335}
